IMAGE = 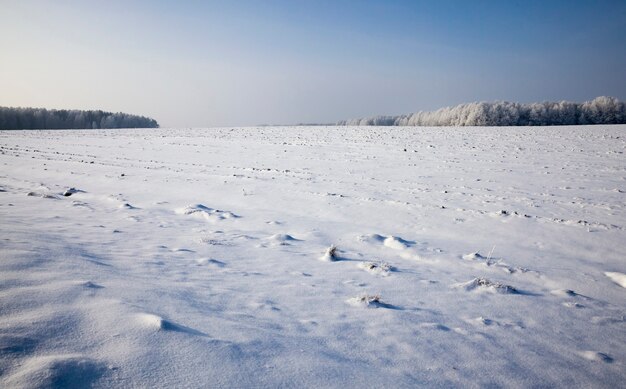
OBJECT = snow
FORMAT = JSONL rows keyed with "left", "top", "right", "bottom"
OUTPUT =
{"left": 1, "top": 125, "right": 625, "bottom": 387}
{"left": 605, "top": 272, "right": 626, "bottom": 288}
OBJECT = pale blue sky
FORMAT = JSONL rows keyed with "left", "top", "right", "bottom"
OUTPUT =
{"left": 1, "top": 0, "right": 624, "bottom": 126}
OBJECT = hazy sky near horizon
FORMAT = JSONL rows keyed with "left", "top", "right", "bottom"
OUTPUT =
{"left": 1, "top": 0, "right": 625, "bottom": 127}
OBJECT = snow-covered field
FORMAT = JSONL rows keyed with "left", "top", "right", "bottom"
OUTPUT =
{"left": 1, "top": 126, "right": 625, "bottom": 388}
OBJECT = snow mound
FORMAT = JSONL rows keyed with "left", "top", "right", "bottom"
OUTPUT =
{"left": 472, "top": 316, "right": 495, "bottom": 326}
{"left": 563, "top": 302, "right": 585, "bottom": 308}
{"left": 195, "top": 258, "right": 226, "bottom": 267}
{"left": 383, "top": 236, "right": 409, "bottom": 250}
{"left": 4, "top": 355, "right": 108, "bottom": 389}
{"left": 136, "top": 313, "right": 204, "bottom": 335}
{"left": 269, "top": 233, "right": 296, "bottom": 241}
{"left": 550, "top": 289, "right": 580, "bottom": 297}
{"left": 80, "top": 281, "right": 104, "bottom": 289}
{"left": 418, "top": 322, "right": 450, "bottom": 331}
{"left": 177, "top": 204, "right": 238, "bottom": 220}
{"left": 604, "top": 272, "right": 626, "bottom": 288}
{"left": 346, "top": 293, "right": 384, "bottom": 308}
{"left": 357, "top": 233, "right": 386, "bottom": 243}
{"left": 266, "top": 234, "right": 300, "bottom": 245}
{"left": 26, "top": 191, "right": 59, "bottom": 199}
{"left": 320, "top": 245, "right": 338, "bottom": 262}
{"left": 62, "top": 187, "right": 84, "bottom": 197}
{"left": 358, "top": 261, "right": 392, "bottom": 276}
{"left": 358, "top": 234, "right": 413, "bottom": 251}
{"left": 138, "top": 313, "right": 172, "bottom": 330}
{"left": 462, "top": 252, "right": 486, "bottom": 261}
{"left": 578, "top": 351, "right": 613, "bottom": 363}
{"left": 454, "top": 277, "right": 519, "bottom": 294}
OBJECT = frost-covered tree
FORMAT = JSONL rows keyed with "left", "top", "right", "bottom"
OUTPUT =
{"left": 338, "top": 97, "right": 626, "bottom": 127}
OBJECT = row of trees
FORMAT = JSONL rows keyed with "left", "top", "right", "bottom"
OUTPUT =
{"left": 338, "top": 96, "right": 626, "bottom": 127}
{"left": 0, "top": 107, "right": 159, "bottom": 130}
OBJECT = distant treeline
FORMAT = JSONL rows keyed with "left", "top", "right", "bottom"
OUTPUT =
{"left": 338, "top": 96, "right": 626, "bottom": 127}
{"left": 0, "top": 107, "right": 159, "bottom": 130}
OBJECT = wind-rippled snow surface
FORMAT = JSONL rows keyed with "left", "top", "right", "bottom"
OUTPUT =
{"left": 1, "top": 126, "right": 625, "bottom": 388}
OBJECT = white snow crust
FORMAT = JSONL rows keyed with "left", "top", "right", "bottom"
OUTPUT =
{"left": 1, "top": 125, "right": 625, "bottom": 387}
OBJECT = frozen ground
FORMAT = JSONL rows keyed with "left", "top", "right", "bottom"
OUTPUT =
{"left": 0, "top": 125, "right": 625, "bottom": 388}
